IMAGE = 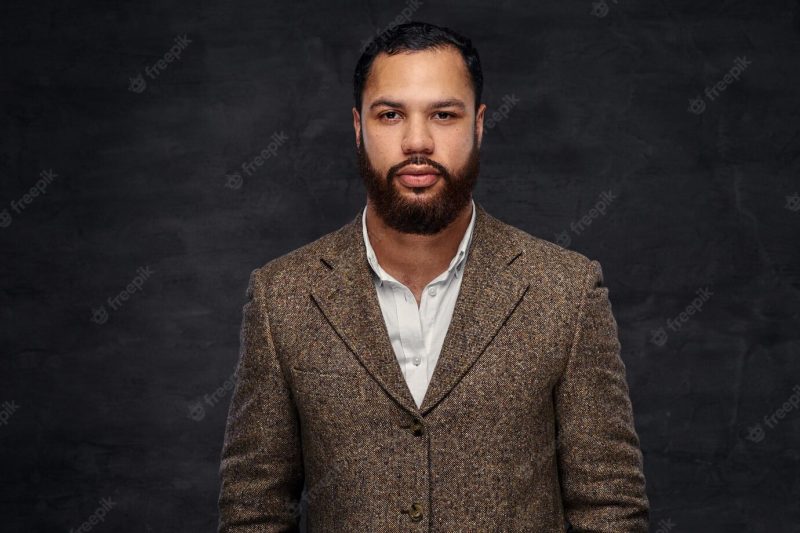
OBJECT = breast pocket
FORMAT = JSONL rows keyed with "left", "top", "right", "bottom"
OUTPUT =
{"left": 290, "top": 367, "right": 368, "bottom": 405}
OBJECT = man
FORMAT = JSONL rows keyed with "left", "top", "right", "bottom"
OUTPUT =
{"left": 218, "top": 21, "right": 649, "bottom": 532}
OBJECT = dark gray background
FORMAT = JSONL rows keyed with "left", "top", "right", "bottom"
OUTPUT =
{"left": 2, "top": 0, "right": 799, "bottom": 531}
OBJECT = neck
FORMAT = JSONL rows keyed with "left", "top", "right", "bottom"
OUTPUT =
{"left": 364, "top": 198, "right": 473, "bottom": 284}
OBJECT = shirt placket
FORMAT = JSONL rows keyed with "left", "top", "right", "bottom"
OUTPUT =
{"left": 391, "top": 283, "right": 427, "bottom": 406}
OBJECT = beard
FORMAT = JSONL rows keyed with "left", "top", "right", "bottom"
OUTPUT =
{"left": 356, "top": 128, "right": 480, "bottom": 235}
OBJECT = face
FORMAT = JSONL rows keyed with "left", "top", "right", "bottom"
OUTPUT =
{"left": 353, "top": 45, "right": 486, "bottom": 235}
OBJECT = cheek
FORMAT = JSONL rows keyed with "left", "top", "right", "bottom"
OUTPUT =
{"left": 440, "top": 134, "right": 475, "bottom": 167}
{"left": 456, "top": 127, "right": 477, "bottom": 151}
{"left": 365, "top": 127, "right": 399, "bottom": 150}
{"left": 364, "top": 132, "right": 400, "bottom": 167}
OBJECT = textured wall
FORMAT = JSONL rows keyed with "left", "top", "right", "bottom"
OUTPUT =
{"left": 1, "top": 0, "right": 799, "bottom": 531}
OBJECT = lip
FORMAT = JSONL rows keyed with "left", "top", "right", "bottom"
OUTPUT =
{"left": 397, "top": 173, "right": 440, "bottom": 188}
{"left": 396, "top": 166, "right": 441, "bottom": 188}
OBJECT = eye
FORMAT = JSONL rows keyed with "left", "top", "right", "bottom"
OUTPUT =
{"left": 434, "top": 112, "right": 455, "bottom": 120}
{"left": 379, "top": 111, "right": 401, "bottom": 121}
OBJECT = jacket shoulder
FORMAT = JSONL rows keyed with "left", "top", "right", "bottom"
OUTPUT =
{"left": 243, "top": 215, "right": 355, "bottom": 297}
{"left": 489, "top": 213, "right": 601, "bottom": 289}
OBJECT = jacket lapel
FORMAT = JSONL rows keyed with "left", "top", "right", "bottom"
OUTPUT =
{"left": 418, "top": 204, "right": 530, "bottom": 413}
{"left": 310, "top": 202, "right": 530, "bottom": 417}
{"left": 310, "top": 209, "right": 419, "bottom": 413}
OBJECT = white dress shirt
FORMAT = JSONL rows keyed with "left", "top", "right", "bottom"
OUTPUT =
{"left": 362, "top": 198, "right": 477, "bottom": 408}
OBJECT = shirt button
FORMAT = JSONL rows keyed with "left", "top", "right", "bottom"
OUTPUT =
{"left": 428, "top": 286, "right": 437, "bottom": 297}
{"left": 413, "top": 356, "right": 421, "bottom": 365}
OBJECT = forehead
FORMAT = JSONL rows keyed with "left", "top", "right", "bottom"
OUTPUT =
{"left": 363, "top": 46, "right": 473, "bottom": 107}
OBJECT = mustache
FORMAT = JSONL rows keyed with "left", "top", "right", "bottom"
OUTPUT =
{"left": 387, "top": 155, "right": 449, "bottom": 180}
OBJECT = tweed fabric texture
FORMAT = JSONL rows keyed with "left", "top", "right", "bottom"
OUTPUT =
{"left": 217, "top": 202, "right": 649, "bottom": 532}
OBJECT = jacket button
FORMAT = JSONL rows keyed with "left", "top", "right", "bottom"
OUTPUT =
{"left": 400, "top": 417, "right": 425, "bottom": 436}
{"left": 402, "top": 502, "right": 423, "bottom": 522}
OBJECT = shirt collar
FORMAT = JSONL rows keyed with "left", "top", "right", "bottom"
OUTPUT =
{"left": 362, "top": 198, "right": 477, "bottom": 286}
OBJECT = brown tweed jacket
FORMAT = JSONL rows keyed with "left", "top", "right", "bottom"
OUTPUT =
{"left": 217, "top": 202, "right": 649, "bottom": 532}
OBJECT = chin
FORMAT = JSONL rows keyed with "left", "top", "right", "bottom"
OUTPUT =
{"left": 396, "top": 189, "right": 443, "bottom": 205}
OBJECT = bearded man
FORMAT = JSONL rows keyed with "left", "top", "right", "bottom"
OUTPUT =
{"left": 218, "top": 20, "right": 649, "bottom": 532}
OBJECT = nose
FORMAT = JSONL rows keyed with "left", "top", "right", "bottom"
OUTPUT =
{"left": 401, "top": 114, "right": 434, "bottom": 155}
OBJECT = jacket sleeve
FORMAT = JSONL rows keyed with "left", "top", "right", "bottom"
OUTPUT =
{"left": 554, "top": 259, "right": 649, "bottom": 532}
{"left": 218, "top": 268, "right": 305, "bottom": 532}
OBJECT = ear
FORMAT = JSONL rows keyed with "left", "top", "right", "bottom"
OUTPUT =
{"left": 475, "top": 103, "right": 486, "bottom": 149}
{"left": 352, "top": 107, "right": 362, "bottom": 149}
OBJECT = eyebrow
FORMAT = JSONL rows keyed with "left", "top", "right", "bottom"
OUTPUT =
{"left": 368, "top": 98, "right": 466, "bottom": 111}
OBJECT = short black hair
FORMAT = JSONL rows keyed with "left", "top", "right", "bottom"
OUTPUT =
{"left": 353, "top": 21, "right": 483, "bottom": 114}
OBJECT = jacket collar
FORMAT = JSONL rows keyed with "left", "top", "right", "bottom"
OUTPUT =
{"left": 310, "top": 201, "right": 530, "bottom": 416}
